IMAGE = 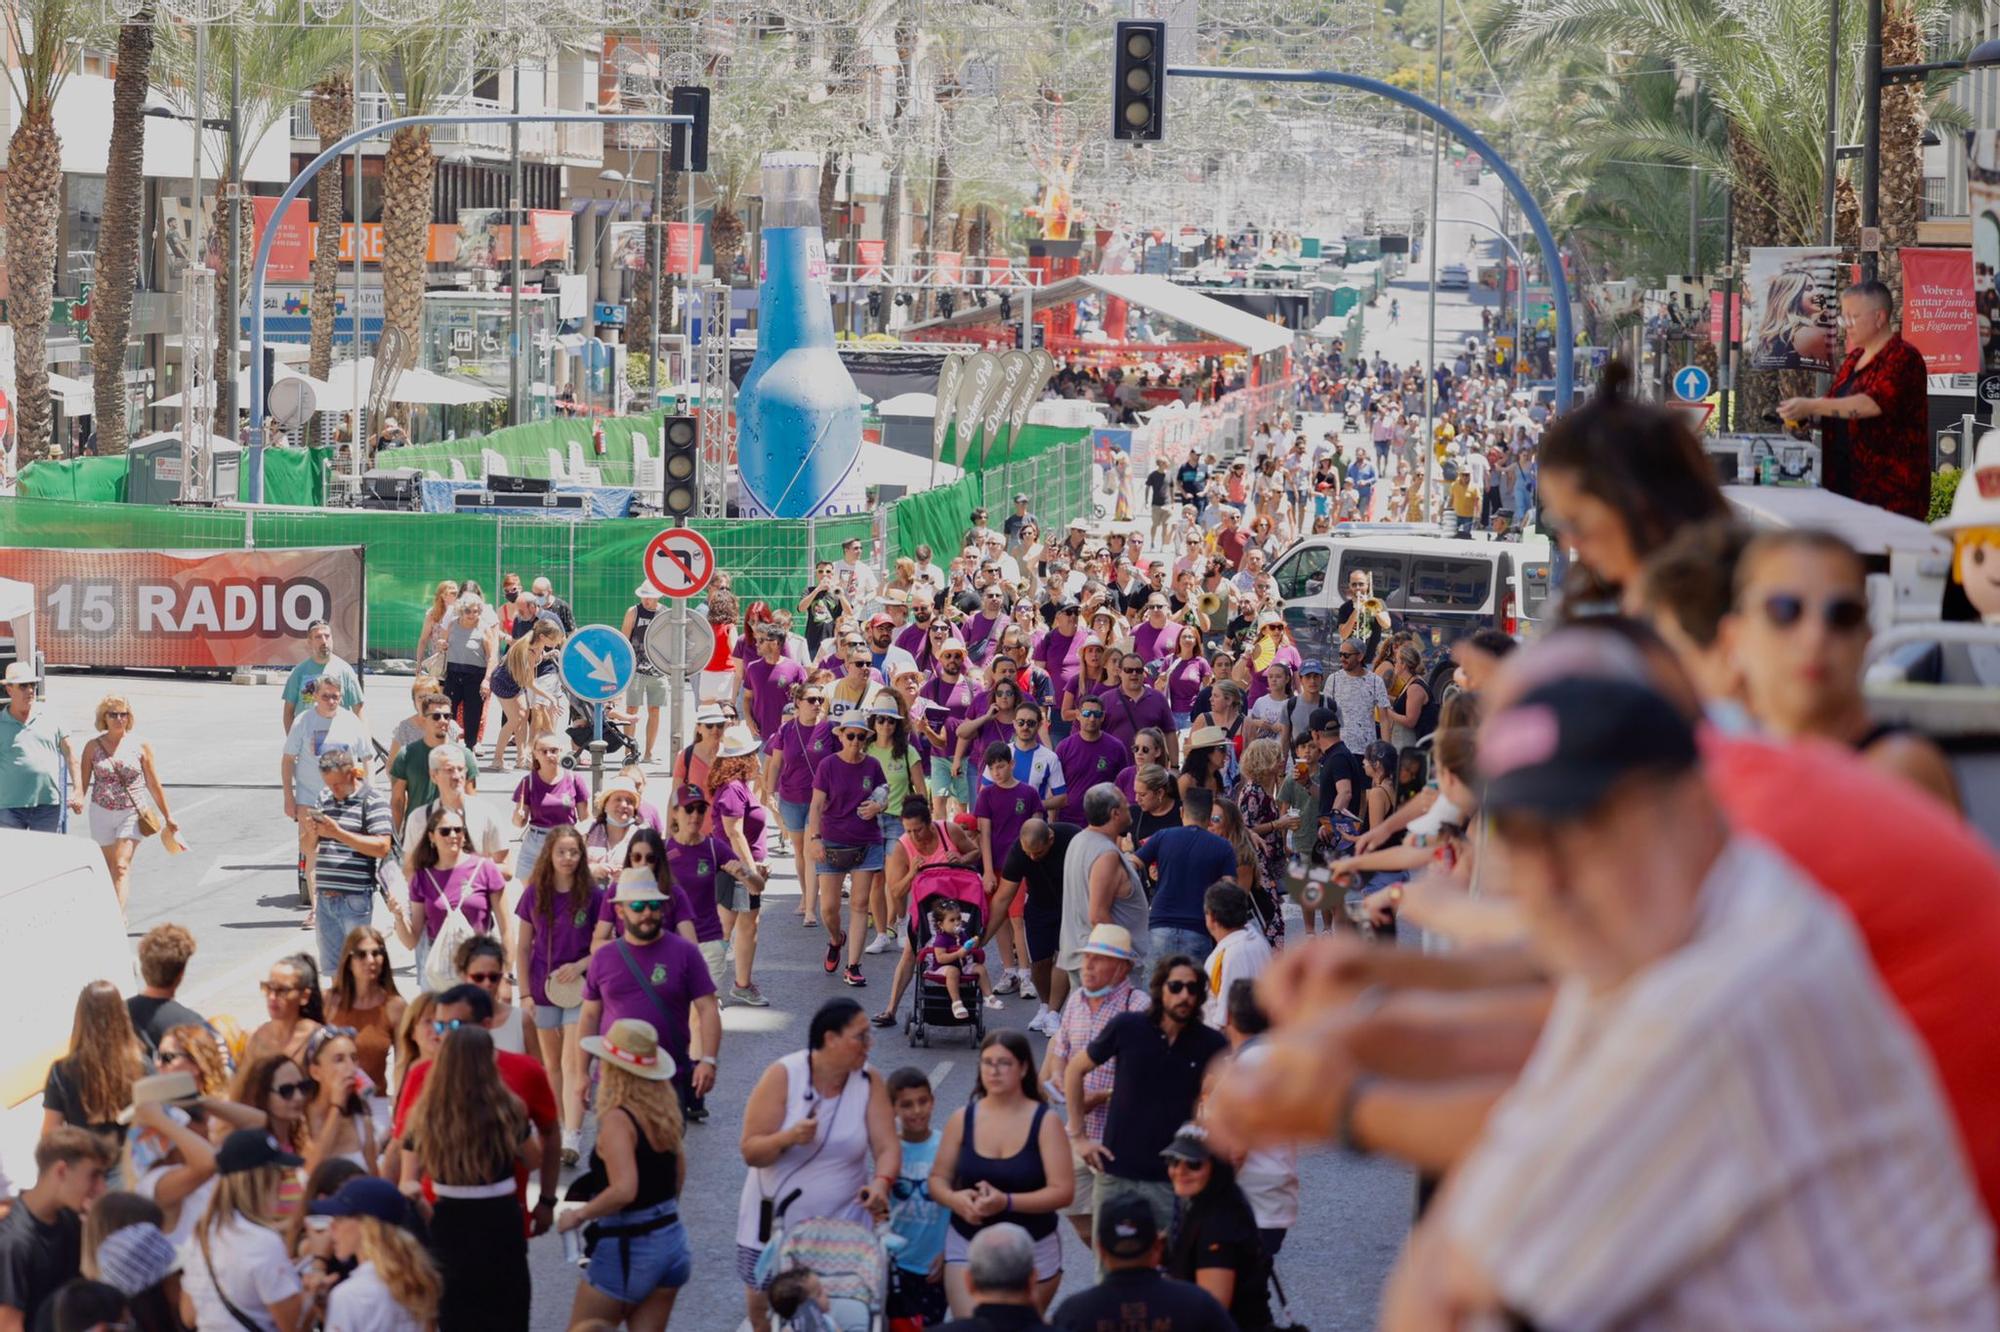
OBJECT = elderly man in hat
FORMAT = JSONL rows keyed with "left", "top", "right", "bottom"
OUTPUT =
{"left": 0, "top": 662, "right": 81, "bottom": 832}
{"left": 1039, "top": 923, "right": 1149, "bottom": 1244}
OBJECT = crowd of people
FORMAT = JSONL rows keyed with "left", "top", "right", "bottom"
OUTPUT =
{"left": 4, "top": 290, "right": 1997, "bottom": 1331}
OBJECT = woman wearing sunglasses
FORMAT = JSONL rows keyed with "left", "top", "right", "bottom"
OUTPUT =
{"left": 247, "top": 955, "right": 326, "bottom": 1066}
{"left": 79, "top": 692, "right": 176, "bottom": 915}
{"left": 231, "top": 1053, "right": 314, "bottom": 1160}
{"left": 324, "top": 926, "right": 404, "bottom": 1133}
{"left": 805, "top": 707, "right": 890, "bottom": 988}
{"left": 390, "top": 805, "right": 507, "bottom": 982}
{"left": 767, "top": 684, "right": 836, "bottom": 927}
{"left": 1723, "top": 529, "right": 1959, "bottom": 811}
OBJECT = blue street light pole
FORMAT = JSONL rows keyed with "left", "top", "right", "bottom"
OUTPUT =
{"left": 1165, "top": 65, "right": 1574, "bottom": 410}
{"left": 244, "top": 111, "right": 691, "bottom": 503}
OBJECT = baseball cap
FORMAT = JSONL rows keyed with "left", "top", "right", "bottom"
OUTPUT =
{"left": 1095, "top": 1194, "right": 1159, "bottom": 1259}
{"left": 217, "top": 1129, "right": 304, "bottom": 1175}
{"left": 1309, "top": 706, "right": 1338, "bottom": 734}
{"left": 674, "top": 782, "right": 708, "bottom": 808}
{"left": 94, "top": 1223, "right": 179, "bottom": 1295}
{"left": 1299, "top": 659, "right": 1325, "bottom": 676}
{"left": 1159, "top": 1122, "right": 1213, "bottom": 1167}
{"left": 1014, "top": 492, "right": 1030, "bottom": 503}
{"left": 867, "top": 612, "right": 894, "bottom": 627}
{"left": 1479, "top": 677, "right": 1698, "bottom": 820}
{"left": 307, "top": 1175, "right": 414, "bottom": 1226}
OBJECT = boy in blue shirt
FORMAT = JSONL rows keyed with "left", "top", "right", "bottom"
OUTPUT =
{"left": 885, "top": 1066, "right": 949, "bottom": 1326}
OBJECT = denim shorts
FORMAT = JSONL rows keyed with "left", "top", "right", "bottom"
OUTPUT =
{"left": 584, "top": 1202, "right": 690, "bottom": 1302}
{"left": 818, "top": 840, "right": 886, "bottom": 877}
{"left": 532, "top": 1002, "right": 582, "bottom": 1030}
{"left": 928, "top": 757, "right": 973, "bottom": 808}
{"left": 778, "top": 798, "right": 812, "bottom": 834}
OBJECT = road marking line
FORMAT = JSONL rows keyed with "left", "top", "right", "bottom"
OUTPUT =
{"left": 929, "top": 1061, "right": 952, "bottom": 1092}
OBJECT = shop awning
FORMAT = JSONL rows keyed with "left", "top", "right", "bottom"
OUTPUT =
{"left": 1079, "top": 275, "right": 1294, "bottom": 356}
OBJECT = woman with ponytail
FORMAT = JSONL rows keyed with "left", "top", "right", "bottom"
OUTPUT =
{"left": 313, "top": 1175, "right": 441, "bottom": 1332}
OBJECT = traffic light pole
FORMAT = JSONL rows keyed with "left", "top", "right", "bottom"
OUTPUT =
{"left": 1161, "top": 63, "right": 1574, "bottom": 412}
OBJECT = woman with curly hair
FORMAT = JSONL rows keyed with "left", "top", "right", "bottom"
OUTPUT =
{"left": 42, "top": 980, "right": 148, "bottom": 1148}
{"left": 1229, "top": 740, "right": 1291, "bottom": 948}
{"left": 156, "top": 1024, "right": 230, "bottom": 1100}
{"left": 400, "top": 1026, "right": 533, "bottom": 1330}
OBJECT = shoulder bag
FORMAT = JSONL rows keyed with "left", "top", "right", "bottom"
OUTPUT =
{"left": 613, "top": 938, "right": 686, "bottom": 1036}
{"left": 100, "top": 742, "right": 164, "bottom": 838}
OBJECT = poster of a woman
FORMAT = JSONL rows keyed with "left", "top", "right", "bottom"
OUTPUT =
{"left": 1744, "top": 247, "right": 1842, "bottom": 372}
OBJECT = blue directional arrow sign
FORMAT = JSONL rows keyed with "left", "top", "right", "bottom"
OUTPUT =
{"left": 559, "top": 625, "right": 636, "bottom": 704}
{"left": 1673, "top": 365, "right": 1711, "bottom": 402}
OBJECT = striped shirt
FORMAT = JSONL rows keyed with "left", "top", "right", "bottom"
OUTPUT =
{"left": 1442, "top": 837, "right": 1998, "bottom": 1330}
{"left": 1047, "top": 979, "right": 1149, "bottom": 1141}
{"left": 314, "top": 784, "right": 391, "bottom": 896}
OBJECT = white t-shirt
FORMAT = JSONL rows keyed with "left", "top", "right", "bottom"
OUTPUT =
{"left": 283, "top": 708, "right": 373, "bottom": 805}
{"left": 403, "top": 793, "right": 509, "bottom": 868}
{"left": 1230, "top": 1039, "right": 1300, "bottom": 1229}
{"left": 180, "top": 1215, "right": 301, "bottom": 1332}
{"left": 137, "top": 1163, "right": 217, "bottom": 1247}
{"left": 1203, "top": 927, "right": 1273, "bottom": 1030}
{"left": 324, "top": 1261, "right": 425, "bottom": 1332}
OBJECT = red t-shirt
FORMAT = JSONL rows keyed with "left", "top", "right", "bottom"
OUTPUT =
{"left": 1704, "top": 729, "right": 2000, "bottom": 1247}
{"left": 392, "top": 1049, "right": 558, "bottom": 1223}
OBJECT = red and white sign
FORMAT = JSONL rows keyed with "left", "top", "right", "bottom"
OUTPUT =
{"left": 644, "top": 526, "right": 715, "bottom": 599}
{"left": 666, "top": 222, "right": 705, "bottom": 275}
{"left": 0, "top": 389, "right": 12, "bottom": 441}
{"left": 1900, "top": 247, "right": 1979, "bottom": 374}
{"left": 1670, "top": 401, "right": 1714, "bottom": 436}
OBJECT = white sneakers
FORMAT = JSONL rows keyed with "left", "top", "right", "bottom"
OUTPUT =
{"left": 1015, "top": 970, "right": 1039, "bottom": 1001}
{"left": 865, "top": 930, "right": 897, "bottom": 955}
{"left": 1027, "top": 1008, "right": 1060, "bottom": 1036}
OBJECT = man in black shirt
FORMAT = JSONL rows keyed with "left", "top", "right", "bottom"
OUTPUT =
{"left": 1175, "top": 451, "right": 1207, "bottom": 520}
{"left": 0, "top": 1128, "right": 112, "bottom": 1331}
{"left": 1050, "top": 1196, "right": 1234, "bottom": 1331}
{"left": 126, "top": 924, "right": 203, "bottom": 1057}
{"left": 1004, "top": 493, "right": 1038, "bottom": 542}
{"left": 997, "top": 819, "right": 1081, "bottom": 1033}
{"left": 1310, "top": 707, "right": 1362, "bottom": 820}
{"left": 1065, "top": 957, "right": 1229, "bottom": 1253}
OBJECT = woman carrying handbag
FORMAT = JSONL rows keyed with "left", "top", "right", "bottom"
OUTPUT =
{"left": 80, "top": 693, "right": 179, "bottom": 915}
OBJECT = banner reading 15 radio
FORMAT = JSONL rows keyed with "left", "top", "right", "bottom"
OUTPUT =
{"left": 0, "top": 546, "right": 365, "bottom": 669}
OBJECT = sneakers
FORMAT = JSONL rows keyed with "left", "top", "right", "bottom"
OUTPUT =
{"left": 824, "top": 942, "right": 841, "bottom": 974}
{"left": 992, "top": 971, "right": 1020, "bottom": 996}
{"left": 560, "top": 1128, "right": 580, "bottom": 1167}
{"left": 1015, "top": 970, "right": 1039, "bottom": 1001}
{"left": 842, "top": 963, "right": 867, "bottom": 987}
{"left": 685, "top": 1103, "right": 709, "bottom": 1124}
{"left": 864, "top": 930, "right": 897, "bottom": 955}
{"left": 729, "top": 983, "right": 770, "bottom": 1008}
{"left": 982, "top": 994, "right": 1006, "bottom": 1011}
{"left": 951, "top": 1001, "right": 970, "bottom": 1020}
{"left": 1028, "top": 1009, "right": 1060, "bottom": 1036}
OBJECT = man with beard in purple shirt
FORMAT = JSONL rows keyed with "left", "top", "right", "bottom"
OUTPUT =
{"left": 964, "top": 586, "right": 1009, "bottom": 666}
{"left": 1034, "top": 601, "right": 1084, "bottom": 743}
{"left": 920, "top": 637, "right": 978, "bottom": 817}
{"left": 1101, "top": 654, "right": 1179, "bottom": 765}
{"left": 743, "top": 625, "right": 806, "bottom": 741}
{"left": 1054, "top": 696, "right": 1131, "bottom": 818}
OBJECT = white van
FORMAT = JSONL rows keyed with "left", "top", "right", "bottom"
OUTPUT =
{"left": 0, "top": 831, "right": 132, "bottom": 1108}
{"left": 1269, "top": 529, "right": 1554, "bottom": 659}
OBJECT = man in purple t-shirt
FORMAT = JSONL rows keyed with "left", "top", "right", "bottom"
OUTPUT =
{"left": 743, "top": 627, "right": 806, "bottom": 741}
{"left": 919, "top": 638, "right": 977, "bottom": 817}
{"left": 1055, "top": 695, "right": 1132, "bottom": 816}
{"left": 1034, "top": 601, "right": 1084, "bottom": 739}
{"left": 1100, "top": 653, "right": 1179, "bottom": 765}
{"left": 963, "top": 587, "right": 1008, "bottom": 665}
{"left": 582, "top": 871, "right": 720, "bottom": 1115}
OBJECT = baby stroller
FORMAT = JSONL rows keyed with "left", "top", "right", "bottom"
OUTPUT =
{"left": 561, "top": 691, "right": 638, "bottom": 767}
{"left": 903, "top": 862, "right": 989, "bottom": 1049}
{"left": 766, "top": 1214, "right": 900, "bottom": 1331}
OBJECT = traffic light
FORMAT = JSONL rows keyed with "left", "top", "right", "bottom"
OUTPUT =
{"left": 669, "top": 86, "right": 710, "bottom": 173}
{"left": 1018, "top": 320, "right": 1044, "bottom": 350}
{"left": 661, "top": 413, "right": 698, "bottom": 519}
{"left": 1112, "top": 20, "right": 1165, "bottom": 142}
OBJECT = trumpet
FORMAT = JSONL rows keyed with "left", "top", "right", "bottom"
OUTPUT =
{"left": 1198, "top": 591, "right": 1227, "bottom": 619}
{"left": 1363, "top": 596, "right": 1387, "bottom": 623}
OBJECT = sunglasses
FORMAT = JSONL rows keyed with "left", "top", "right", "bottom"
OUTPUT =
{"left": 425, "top": 712, "right": 451, "bottom": 721}
{"left": 623, "top": 899, "right": 667, "bottom": 913}
{"left": 1759, "top": 592, "right": 1868, "bottom": 633}
{"left": 434, "top": 826, "right": 466, "bottom": 839}
{"left": 1122, "top": 667, "right": 1145, "bottom": 676}
{"left": 354, "top": 947, "right": 385, "bottom": 960}
{"left": 105, "top": 710, "right": 131, "bottom": 719}
{"left": 1164, "top": 978, "right": 1201, "bottom": 996}
{"left": 628, "top": 851, "right": 655, "bottom": 865}
{"left": 1079, "top": 710, "right": 1104, "bottom": 720}
{"left": 273, "top": 1078, "right": 319, "bottom": 1100}
{"left": 466, "top": 970, "right": 504, "bottom": 986}
{"left": 431, "top": 1019, "right": 469, "bottom": 1035}
{"left": 1015, "top": 717, "right": 1039, "bottom": 727}
{"left": 1164, "top": 1157, "right": 1209, "bottom": 1171}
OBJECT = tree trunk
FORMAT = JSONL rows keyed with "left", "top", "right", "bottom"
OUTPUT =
{"left": 711, "top": 203, "right": 746, "bottom": 288}
{"left": 928, "top": 151, "right": 953, "bottom": 317}
{"left": 210, "top": 192, "right": 254, "bottom": 436}
{"left": 1877, "top": 0, "right": 1924, "bottom": 305}
{"left": 878, "top": 158, "right": 902, "bottom": 332}
{"left": 88, "top": 5, "right": 156, "bottom": 456}
{"left": 308, "top": 71, "right": 352, "bottom": 383}
{"left": 380, "top": 124, "right": 435, "bottom": 349}
{"left": 6, "top": 109, "right": 64, "bottom": 460}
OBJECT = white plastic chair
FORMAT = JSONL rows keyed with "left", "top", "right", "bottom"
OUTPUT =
{"left": 567, "top": 438, "right": 602, "bottom": 487}
{"left": 545, "top": 447, "right": 570, "bottom": 482}
{"left": 448, "top": 458, "right": 468, "bottom": 482}
{"left": 630, "top": 431, "right": 660, "bottom": 492}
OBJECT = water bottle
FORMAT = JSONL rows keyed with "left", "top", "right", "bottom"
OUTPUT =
{"left": 737, "top": 152, "right": 864, "bottom": 518}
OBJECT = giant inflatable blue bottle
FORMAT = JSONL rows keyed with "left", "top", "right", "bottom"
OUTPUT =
{"left": 736, "top": 152, "right": 863, "bottom": 518}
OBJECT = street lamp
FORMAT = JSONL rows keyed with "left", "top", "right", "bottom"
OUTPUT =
{"left": 1860, "top": 16, "right": 2000, "bottom": 278}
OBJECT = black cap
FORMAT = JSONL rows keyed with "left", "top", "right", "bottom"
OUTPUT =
{"left": 1479, "top": 677, "right": 1698, "bottom": 820}
{"left": 1308, "top": 706, "right": 1338, "bottom": 734}
{"left": 1159, "top": 1122, "right": 1213, "bottom": 1167}
{"left": 1096, "top": 1195, "right": 1159, "bottom": 1258}
{"left": 308, "top": 1176, "right": 413, "bottom": 1225}
{"left": 216, "top": 1129, "right": 304, "bottom": 1176}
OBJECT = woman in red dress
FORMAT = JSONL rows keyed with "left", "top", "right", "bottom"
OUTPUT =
{"left": 1779, "top": 279, "right": 1930, "bottom": 520}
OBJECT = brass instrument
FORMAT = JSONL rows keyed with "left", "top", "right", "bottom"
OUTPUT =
{"left": 1198, "top": 591, "right": 1226, "bottom": 619}
{"left": 1363, "top": 596, "right": 1387, "bottom": 625}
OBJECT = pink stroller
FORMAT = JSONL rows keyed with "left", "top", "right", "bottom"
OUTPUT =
{"left": 903, "top": 863, "right": 989, "bottom": 1048}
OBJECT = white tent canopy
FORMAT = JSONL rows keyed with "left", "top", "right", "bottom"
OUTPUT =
{"left": 875, "top": 392, "right": 938, "bottom": 417}
{"left": 857, "top": 443, "right": 961, "bottom": 490}
{"left": 148, "top": 366, "right": 334, "bottom": 413}
{"left": 320, "top": 357, "right": 502, "bottom": 408}
{"left": 1080, "top": 274, "right": 1296, "bottom": 356}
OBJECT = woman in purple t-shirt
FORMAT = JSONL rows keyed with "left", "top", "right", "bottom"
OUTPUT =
{"left": 806, "top": 708, "right": 889, "bottom": 989}
{"left": 392, "top": 803, "right": 509, "bottom": 981}
{"left": 765, "top": 685, "right": 833, "bottom": 927}
{"left": 512, "top": 733, "right": 590, "bottom": 877}
{"left": 1160, "top": 629, "right": 1213, "bottom": 731}
{"left": 708, "top": 728, "right": 771, "bottom": 1007}
{"left": 512, "top": 825, "right": 601, "bottom": 1162}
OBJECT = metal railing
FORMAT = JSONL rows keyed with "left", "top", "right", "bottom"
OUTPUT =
{"left": 289, "top": 94, "right": 599, "bottom": 162}
{"left": 289, "top": 92, "right": 393, "bottom": 143}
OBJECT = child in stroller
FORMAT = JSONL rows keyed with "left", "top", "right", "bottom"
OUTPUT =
{"left": 919, "top": 899, "right": 1003, "bottom": 1021}
{"left": 563, "top": 691, "right": 640, "bottom": 766}
{"left": 904, "top": 864, "right": 990, "bottom": 1047}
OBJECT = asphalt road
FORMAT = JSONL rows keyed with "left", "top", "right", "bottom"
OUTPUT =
{"left": 5, "top": 250, "right": 1504, "bottom": 1324}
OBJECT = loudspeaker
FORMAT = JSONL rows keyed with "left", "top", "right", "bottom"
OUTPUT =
{"left": 489, "top": 472, "right": 554, "bottom": 496}
{"left": 361, "top": 467, "right": 421, "bottom": 508}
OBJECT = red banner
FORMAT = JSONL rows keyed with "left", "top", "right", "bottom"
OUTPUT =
{"left": 933, "top": 249, "right": 962, "bottom": 284}
{"left": 1900, "top": 247, "right": 1979, "bottom": 374}
{"left": 491, "top": 210, "right": 574, "bottom": 266}
{"left": 253, "top": 197, "right": 314, "bottom": 282}
{"left": 856, "top": 239, "right": 885, "bottom": 281}
{"left": 0, "top": 547, "right": 365, "bottom": 670}
{"left": 666, "top": 222, "right": 705, "bottom": 275}
{"left": 1708, "top": 290, "right": 1742, "bottom": 345}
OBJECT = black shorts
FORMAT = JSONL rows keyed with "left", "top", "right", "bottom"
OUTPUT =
{"left": 1024, "top": 907, "right": 1063, "bottom": 963}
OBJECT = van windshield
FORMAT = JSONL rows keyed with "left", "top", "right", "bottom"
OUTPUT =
{"left": 1272, "top": 546, "right": 1330, "bottom": 600}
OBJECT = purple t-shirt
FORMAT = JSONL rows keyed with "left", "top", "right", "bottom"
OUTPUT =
{"left": 514, "top": 882, "right": 606, "bottom": 1006}
{"left": 918, "top": 675, "right": 975, "bottom": 762}
{"left": 1098, "top": 686, "right": 1175, "bottom": 749}
{"left": 774, "top": 719, "right": 835, "bottom": 805}
{"left": 744, "top": 657, "right": 806, "bottom": 739}
{"left": 973, "top": 781, "right": 1044, "bottom": 871}
{"left": 1056, "top": 731, "right": 1132, "bottom": 791}
{"left": 513, "top": 769, "right": 589, "bottom": 830}
{"left": 1162, "top": 657, "right": 1213, "bottom": 714}
{"left": 582, "top": 932, "right": 716, "bottom": 1060}
{"left": 664, "top": 833, "right": 734, "bottom": 942}
{"left": 814, "top": 753, "right": 887, "bottom": 846}
{"left": 1133, "top": 621, "right": 1183, "bottom": 666}
{"left": 711, "top": 780, "right": 769, "bottom": 861}
{"left": 964, "top": 613, "right": 1004, "bottom": 662}
{"left": 894, "top": 623, "right": 928, "bottom": 658}
{"left": 1035, "top": 628, "right": 1081, "bottom": 702}
{"left": 408, "top": 857, "right": 507, "bottom": 940}
{"left": 1114, "top": 764, "right": 1139, "bottom": 803}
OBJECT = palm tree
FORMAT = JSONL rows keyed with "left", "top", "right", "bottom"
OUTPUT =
{"left": 369, "top": 24, "right": 463, "bottom": 356}
{"left": 307, "top": 71, "right": 353, "bottom": 383}
{"left": 88, "top": 2, "right": 157, "bottom": 455}
{"left": 2, "top": 0, "right": 93, "bottom": 460}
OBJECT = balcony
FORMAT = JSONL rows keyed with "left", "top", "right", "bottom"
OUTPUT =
{"left": 289, "top": 91, "right": 393, "bottom": 145}
{"left": 287, "top": 93, "right": 599, "bottom": 164}
{"left": 1923, "top": 174, "right": 1948, "bottom": 219}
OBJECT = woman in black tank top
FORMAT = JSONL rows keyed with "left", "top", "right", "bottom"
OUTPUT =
{"left": 927, "top": 1030, "right": 1075, "bottom": 1318}
{"left": 562, "top": 1019, "right": 690, "bottom": 1331}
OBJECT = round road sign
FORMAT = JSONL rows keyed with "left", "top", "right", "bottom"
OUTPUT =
{"left": 645, "top": 526, "right": 715, "bottom": 599}
{"left": 643, "top": 604, "right": 713, "bottom": 675}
